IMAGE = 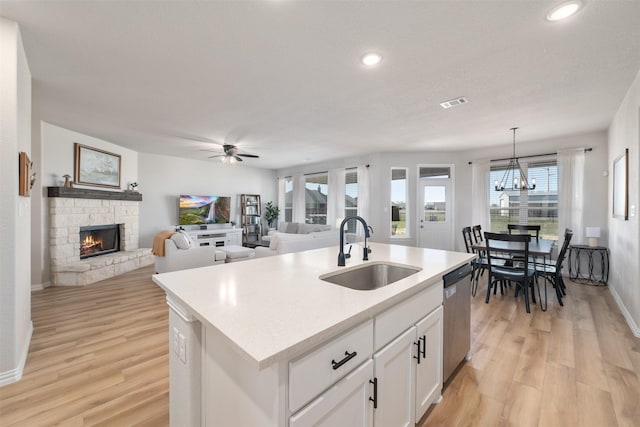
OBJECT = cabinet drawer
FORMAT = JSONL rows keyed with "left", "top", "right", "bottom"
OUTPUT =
{"left": 289, "top": 319, "right": 373, "bottom": 413}
{"left": 374, "top": 281, "right": 443, "bottom": 351}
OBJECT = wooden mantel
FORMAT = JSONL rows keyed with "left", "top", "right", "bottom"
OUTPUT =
{"left": 47, "top": 186, "right": 143, "bottom": 201}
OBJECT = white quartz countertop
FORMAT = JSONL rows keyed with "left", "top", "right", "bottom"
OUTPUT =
{"left": 152, "top": 242, "right": 475, "bottom": 369}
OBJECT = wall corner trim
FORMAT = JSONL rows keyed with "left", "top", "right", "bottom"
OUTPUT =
{"left": 609, "top": 285, "right": 640, "bottom": 338}
{"left": 0, "top": 321, "right": 33, "bottom": 387}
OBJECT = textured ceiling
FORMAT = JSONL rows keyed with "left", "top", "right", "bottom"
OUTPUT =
{"left": 1, "top": 0, "right": 639, "bottom": 169}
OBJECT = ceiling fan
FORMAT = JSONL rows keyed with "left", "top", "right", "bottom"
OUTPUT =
{"left": 205, "top": 144, "right": 260, "bottom": 163}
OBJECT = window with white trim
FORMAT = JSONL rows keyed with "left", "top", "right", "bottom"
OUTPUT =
{"left": 345, "top": 170, "right": 358, "bottom": 233}
{"left": 305, "top": 173, "right": 328, "bottom": 224}
{"left": 283, "top": 176, "right": 293, "bottom": 222}
{"left": 489, "top": 159, "right": 558, "bottom": 239}
{"left": 391, "top": 168, "right": 408, "bottom": 237}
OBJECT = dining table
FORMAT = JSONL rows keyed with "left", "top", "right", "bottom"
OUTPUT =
{"left": 470, "top": 237, "right": 557, "bottom": 310}
{"left": 471, "top": 238, "right": 555, "bottom": 258}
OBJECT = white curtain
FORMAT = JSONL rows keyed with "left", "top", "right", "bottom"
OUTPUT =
{"left": 471, "top": 159, "right": 491, "bottom": 233}
{"left": 557, "top": 148, "right": 585, "bottom": 245}
{"left": 356, "top": 165, "right": 371, "bottom": 240}
{"left": 327, "top": 168, "right": 345, "bottom": 228}
{"left": 292, "top": 174, "right": 306, "bottom": 223}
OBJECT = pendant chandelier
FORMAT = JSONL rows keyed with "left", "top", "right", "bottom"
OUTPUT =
{"left": 494, "top": 127, "right": 536, "bottom": 191}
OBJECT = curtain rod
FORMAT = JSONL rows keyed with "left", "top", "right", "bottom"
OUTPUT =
{"left": 468, "top": 147, "right": 592, "bottom": 165}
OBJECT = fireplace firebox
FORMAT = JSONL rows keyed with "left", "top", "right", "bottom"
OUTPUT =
{"left": 79, "top": 224, "right": 121, "bottom": 259}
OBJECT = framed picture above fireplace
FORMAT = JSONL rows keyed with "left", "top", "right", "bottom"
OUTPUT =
{"left": 74, "top": 143, "right": 121, "bottom": 189}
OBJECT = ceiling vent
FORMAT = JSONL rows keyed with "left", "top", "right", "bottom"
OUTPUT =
{"left": 440, "top": 97, "right": 468, "bottom": 109}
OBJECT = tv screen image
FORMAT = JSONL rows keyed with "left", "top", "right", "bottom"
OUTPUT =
{"left": 179, "top": 195, "right": 231, "bottom": 225}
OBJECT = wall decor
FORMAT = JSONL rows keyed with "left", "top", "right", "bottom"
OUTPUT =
{"left": 74, "top": 143, "right": 121, "bottom": 189}
{"left": 18, "top": 151, "right": 31, "bottom": 197}
{"left": 612, "top": 148, "right": 628, "bottom": 220}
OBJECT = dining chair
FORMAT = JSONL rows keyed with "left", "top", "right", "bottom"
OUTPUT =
{"left": 507, "top": 224, "right": 541, "bottom": 242}
{"left": 484, "top": 232, "right": 537, "bottom": 313}
{"left": 463, "top": 226, "right": 486, "bottom": 296}
{"left": 472, "top": 225, "right": 483, "bottom": 244}
{"left": 535, "top": 229, "right": 573, "bottom": 306}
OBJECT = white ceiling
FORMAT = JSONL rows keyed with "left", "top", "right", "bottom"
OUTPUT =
{"left": 1, "top": 0, "right": 639, "bottom": 169}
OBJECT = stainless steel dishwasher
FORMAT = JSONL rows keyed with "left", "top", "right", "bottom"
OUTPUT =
{"left": 442, "top": 263, "right": 472, "bottom": 384}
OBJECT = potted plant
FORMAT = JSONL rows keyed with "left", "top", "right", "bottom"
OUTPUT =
{"left": 264, "top": 201, "right": 280, "bottom": 229}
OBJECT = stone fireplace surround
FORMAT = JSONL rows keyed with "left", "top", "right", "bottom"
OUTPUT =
{"left": 48, "top": 187, "right": 154, "bottom": 286}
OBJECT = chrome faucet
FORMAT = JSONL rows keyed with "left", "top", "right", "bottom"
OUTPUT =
{"left": 338, "top": 216, "right": 373, "bottom": 266}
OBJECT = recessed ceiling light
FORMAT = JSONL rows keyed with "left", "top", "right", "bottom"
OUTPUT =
{"left": 361, "top": 52, "right": 382, "bottom": 67}
{"left": 546, "top": 1, "right": 583, "bottom": 22}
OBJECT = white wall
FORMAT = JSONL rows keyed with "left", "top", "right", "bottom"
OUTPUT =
{"left": 278, "top": 130, "right": 609, "bottom": 253}
{"left": 31, "top": 122, "right": 277, "bottom": 285}
{"left": 138, "top": 153, "right": 278, "bottom": 248}
{"left": 464, "top": 130, "right": 610, "bottom": 246}
{"left": 608, "top": 69, "right": 640, "bottom": 336}
{"left": 41, "top": 121, "right": 139, "bottom": 189}
{"left": 0, "top": 17, "right": 32, "bottom": 386}
{"left": 32, "top": 122, "right": 140, "bottom": 288}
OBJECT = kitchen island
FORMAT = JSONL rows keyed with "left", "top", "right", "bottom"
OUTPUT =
{"left": 153, "top": 242, "right": 475, "bottom": 426}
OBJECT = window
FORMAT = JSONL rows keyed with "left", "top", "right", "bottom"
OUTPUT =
{"left": 419, "top": 166, "right": 450, "bottom": 179}
{"left": 391, "top": 168, "right": 408, "bottom": 237}
{"left": 489, "top": 159, "right": 558, "bottom": 239}
{"left": 345, "top": 170, "right": 358, "bottom": 233}
{"left": 283, "top": 177, "right": 293, "bottom": 222}
{"left": 419, "top": 167, "right": 450, "bottom": 223}
{"left": 305, "top": 173, "right": 328, "bottom": 224}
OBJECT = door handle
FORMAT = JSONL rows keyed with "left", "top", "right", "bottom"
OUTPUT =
{"left": 421, "top": 335, "right": 427, "bottom": 359}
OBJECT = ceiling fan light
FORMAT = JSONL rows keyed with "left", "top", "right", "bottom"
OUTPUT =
{"left": 547, "top": 1, "right": 582, "bottom": 21}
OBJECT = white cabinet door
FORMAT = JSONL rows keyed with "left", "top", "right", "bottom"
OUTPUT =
{"left": 290, "top": 359, "right": 374, "bottom": 427}
{"left": 373, "top": 327, "right": 416, "bottom": 427}
{"left": 414, "top": 305, "right": 443, "bottom": 421}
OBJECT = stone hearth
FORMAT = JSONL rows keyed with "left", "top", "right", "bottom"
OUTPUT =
{"left": 48, "top": 187, "right": 153, "bottom": 286}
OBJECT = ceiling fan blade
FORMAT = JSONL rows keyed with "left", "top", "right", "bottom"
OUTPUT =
{"left": 237, "top": 153, "right": 259, "bottom": 158}
{"left": 234, "top": 155, "right": 243, "bottom": 162}
{"left": 208, "top": 154, "right": 225, "bottom": 158}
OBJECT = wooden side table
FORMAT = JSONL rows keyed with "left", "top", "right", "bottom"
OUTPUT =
{"left": 568, "top": 245, "right": 609, "bottom": 285}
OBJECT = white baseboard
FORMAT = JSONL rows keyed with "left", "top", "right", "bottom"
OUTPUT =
{"left": 31, "top": 281, "right": 50, "bottom": 292}
{"left": 0, "top": 321, "right": 33, "bottom": 387}
{"left": 609, "top": 286, "right": 640, "bottom": 338}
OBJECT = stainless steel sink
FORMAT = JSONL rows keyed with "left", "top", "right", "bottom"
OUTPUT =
{"left": 320, "top": 262, "right": 422, "bottom": 291}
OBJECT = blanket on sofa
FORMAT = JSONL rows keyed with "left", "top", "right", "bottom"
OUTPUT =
{"left": 152, "top": 230, "right": 176, "bottom": 256}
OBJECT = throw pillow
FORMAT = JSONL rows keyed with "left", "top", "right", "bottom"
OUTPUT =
{"left": 178, "top": 230, "right": 193, "bottom": 248}
{"left": 170, "top": 232, "right": 191, "bottom": 250}
{"left": 285, "top": 222, "right": 299, "bottom": 234}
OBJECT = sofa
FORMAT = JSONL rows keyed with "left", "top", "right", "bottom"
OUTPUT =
{"left": 254, "top": 229, "right": 339, "bottom": 258}
{"left": 262, "top": 221, "right": 332, "bottom": 243}
{"left": 154, "top": 232, "right": 226, "bottom": 273}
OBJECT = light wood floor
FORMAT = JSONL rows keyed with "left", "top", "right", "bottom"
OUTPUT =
{"left": 1, "top": 266, "right": 639, "bottom": 426}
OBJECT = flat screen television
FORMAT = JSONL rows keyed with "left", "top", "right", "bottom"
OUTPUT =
{"left": 178, "top": 195, "right": 231, "bottom": 225}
